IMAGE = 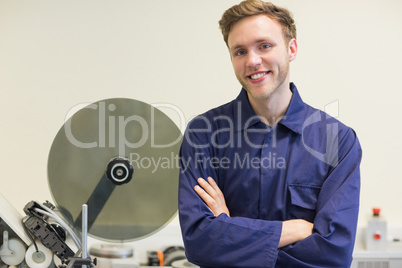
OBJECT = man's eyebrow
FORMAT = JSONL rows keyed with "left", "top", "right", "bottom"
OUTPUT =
{"left": 229, "top": 44, "right": 244, "bottom": 52}
{"left": 229, "top": 38, "right": 272, "bottom": 52}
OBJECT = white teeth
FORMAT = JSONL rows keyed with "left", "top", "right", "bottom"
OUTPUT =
{"left": 250, "top": 72, "right": 266, "bottom": 80}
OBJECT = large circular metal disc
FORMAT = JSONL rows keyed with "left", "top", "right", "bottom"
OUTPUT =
{"left": 48, "top": 98, "right": 183, "bottom": 242}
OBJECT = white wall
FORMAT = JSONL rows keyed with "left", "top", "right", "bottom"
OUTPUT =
{"left": 1, "top": 0, "right": 401, "bottom": 247}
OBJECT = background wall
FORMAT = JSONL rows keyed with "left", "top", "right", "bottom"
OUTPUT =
{"left": 1, "top": 0, "right": 401, "bottom": 251}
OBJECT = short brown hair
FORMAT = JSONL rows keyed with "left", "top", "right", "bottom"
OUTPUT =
{"left": 219, "top": 0, "right": 296, "bottom": 46}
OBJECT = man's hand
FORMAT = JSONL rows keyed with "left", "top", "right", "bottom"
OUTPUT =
{"left": 194, "top": 177, "right": 230, "bottom": 217}
{"left": 279, "top": 219, "right": 313, "bottom": 248}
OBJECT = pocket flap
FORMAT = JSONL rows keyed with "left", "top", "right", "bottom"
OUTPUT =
{"left": 288, "top": 184, "right": 321, "bottom": 210}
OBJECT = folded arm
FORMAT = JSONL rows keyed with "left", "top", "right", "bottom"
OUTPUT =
{"left": 194, "top": 176, "right": 313, "bottom": 248}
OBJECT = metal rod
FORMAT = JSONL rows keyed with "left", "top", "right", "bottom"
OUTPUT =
{"left": 82, "top": 204, "right": 88, "bottom": 268}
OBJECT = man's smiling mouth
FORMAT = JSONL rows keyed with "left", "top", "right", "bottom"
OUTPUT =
{"left": 249, "top": 71, "right": 270, "bottom": 80}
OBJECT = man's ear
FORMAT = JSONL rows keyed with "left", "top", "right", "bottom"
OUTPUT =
{"left": 288, "top": 38, "right": 297, "bottom": 62}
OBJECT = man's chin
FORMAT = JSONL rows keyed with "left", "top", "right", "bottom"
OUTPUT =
{"left": 244, "top": 88, "right": 274, "bottom": 101}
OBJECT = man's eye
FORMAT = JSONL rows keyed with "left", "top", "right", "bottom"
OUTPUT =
{"left": 235, "top": 50, "right": 246, "bottom": 56}
{"left": 261, "top": 44, "right": 271, "bottom": 49}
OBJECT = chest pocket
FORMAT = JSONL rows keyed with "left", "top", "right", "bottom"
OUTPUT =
{"left": 288, "top": 184, "right": 321, "bottom": 222}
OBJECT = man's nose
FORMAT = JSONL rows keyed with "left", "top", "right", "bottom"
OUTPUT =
{"left": 246, "top": 51, "right": 262, "bottom": 69}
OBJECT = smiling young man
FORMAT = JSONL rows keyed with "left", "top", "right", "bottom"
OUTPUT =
{"left": 178, "top": 1, "right": 362, "bottom": 267}
{"left": 229, "top": 14, "right": 295, "bottom": 126}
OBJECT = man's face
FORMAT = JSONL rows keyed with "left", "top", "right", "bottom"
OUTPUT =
{"left": 227, "top": 14, "right": 297, "bottom": 102}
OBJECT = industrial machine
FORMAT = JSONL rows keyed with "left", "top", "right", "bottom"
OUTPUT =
{"left": 0, "top": 98, "right": 195, "bottom": 268}
{"left": 351, "top": 209, "right": 402, "bottom": 268}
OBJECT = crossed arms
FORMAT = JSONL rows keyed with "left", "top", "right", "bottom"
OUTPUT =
{"left": 194, "top": 176, "right": 313, "bottom": 248}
